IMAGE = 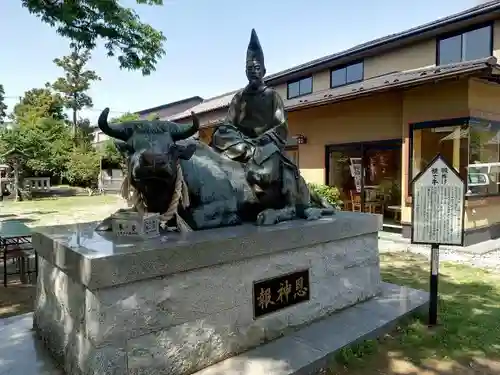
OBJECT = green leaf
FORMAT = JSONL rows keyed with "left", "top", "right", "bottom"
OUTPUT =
{"left": 21, "top": 0, "right": 166, "bottom": 75}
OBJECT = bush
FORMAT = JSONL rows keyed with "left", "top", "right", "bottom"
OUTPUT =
{"left": 308, "top": 183, "right": 342, "bottom": 207}
{"left": 64, "top": 147, "right": 100, "bottom": 189}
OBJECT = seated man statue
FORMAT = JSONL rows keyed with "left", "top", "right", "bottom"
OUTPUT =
{"left": 210, "top": 29, "right": 299, "bottom": 197}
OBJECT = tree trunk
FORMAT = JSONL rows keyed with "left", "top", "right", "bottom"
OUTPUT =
{"left": 72, "top": 107, "right": 77, "bottom": 141}
{"left": 13, "top": 164, "right": 22, "bottom": 202}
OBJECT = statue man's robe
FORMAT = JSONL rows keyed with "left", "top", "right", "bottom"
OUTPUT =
{"left": 211, "top": 85, "right": 289, "bottom": 165}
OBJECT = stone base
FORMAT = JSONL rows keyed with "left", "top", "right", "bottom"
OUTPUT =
{"left": 0, "top": 283, "right": 428, "bottom": 375}
{"left": 32, "top": 213, "right": 383, "bottom": 375}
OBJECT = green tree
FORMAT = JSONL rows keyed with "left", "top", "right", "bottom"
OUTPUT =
{"left": 64, "top": 145, "right": 101, "bottom": 191}
{"left": 76, "top": 118, "right": 96, "bottom": 145}
{"left": 100, "top": 139, "right": 122, "bottom": 166}
{"left": 0, "top": 117, "right": 73, "bottom": 184}
{"left": 2, "top": 86, "right": 73, "bottom": 179}
{"left": 52, "top": 46, "right": 101, "bottom": 138}
{"left": 0, "top": 84, "right": 7, "bottom": 124}
{"left": 100, "top": 112, "right": 140, "bottom": 165}
{"left": 22, "top": 0, "right": 166, "bottom": 75}
{"left": 12, "top": 85, "right": 66, "bottom": 124}
{"left": 111, "top": 112, "right": 140, "bottom": 123}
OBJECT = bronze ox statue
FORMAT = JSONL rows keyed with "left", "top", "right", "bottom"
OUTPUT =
{"left": 96, "top": 29, "right": 335, "bottom": 233}
{"left": 95, "top": 108, "right": 334, "bottom": 232}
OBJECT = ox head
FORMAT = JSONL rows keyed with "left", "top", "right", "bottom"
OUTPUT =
{"left": 98, "top": 108, "right": 199, "bottom": 212}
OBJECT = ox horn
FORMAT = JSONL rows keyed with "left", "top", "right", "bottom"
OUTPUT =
{"left": 171, "top": 112, "right": 200, "bottom": 142}
{"left": 98, "top": 108, "right": 129, "bottom": 141}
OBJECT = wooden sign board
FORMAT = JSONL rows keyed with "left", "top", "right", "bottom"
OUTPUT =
{"left": 411, "top": 154, "right": 465, "bottom": 246}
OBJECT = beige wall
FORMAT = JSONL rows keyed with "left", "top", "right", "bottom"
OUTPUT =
{"left": 199, "top": 128, "right": 214, "bottom": 144}
{"left": 364, "top": 39, "right": 436, "bottom": 79}
{"left": 282, "top": 20, "right": 500, "bottom": 100}
{"left": 493, "top": 20, "right": 500, "bottom": 60}
{"left": 280, "top": 38, "right": 439, "bottom": 99}
{"left": 288, "top": 91, "right": 403, "bottom": 184}
{"left": 287, "top": 80, "right": 471, "bottom": 225}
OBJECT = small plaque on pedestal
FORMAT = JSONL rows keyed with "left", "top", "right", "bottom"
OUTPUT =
{"left": 111, "top": 211, "right": 160, "bottom": 238}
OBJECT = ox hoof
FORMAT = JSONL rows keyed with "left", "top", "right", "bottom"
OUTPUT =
{"left": 256, "top": 209, "right": 280, "bottom": 226}
{"left": 304, "top": 208, "right": 322, "bottom": 221}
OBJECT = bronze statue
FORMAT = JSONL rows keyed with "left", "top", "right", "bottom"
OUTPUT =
{"left": 96, "top": 29, "right": 334, "bottom": 233}
{"left": 210, "top": 29, "right": 294, "bottom": 190}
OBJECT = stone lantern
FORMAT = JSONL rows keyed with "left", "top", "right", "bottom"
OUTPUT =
{"left": 1, "top": 148, "right": 27, "bottom": 201}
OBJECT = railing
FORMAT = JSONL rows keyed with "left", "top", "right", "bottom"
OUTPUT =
{"left": 100, "top": 178, "right": 124, "bottom": 193}
{"left": 24, "top": 177, "right": 51, "bottom": 192}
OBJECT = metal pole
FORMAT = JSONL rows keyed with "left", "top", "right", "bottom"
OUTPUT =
{"left": 428, "top": 243, "right": 440, "bottom": 326}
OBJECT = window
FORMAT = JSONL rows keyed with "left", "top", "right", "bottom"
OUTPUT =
{"left": 410, "top": 119, "right": 500, "bottom": 197}
{"left": 331, "top": 62, "right": 364, "bottom": 88}
{"left": 287, "top": 77, "right": 313, "bottom": 99}
{"left": 437, "top": 25, "right": 492, "bottom": 65}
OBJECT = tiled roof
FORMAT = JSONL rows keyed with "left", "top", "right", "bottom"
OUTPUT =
{"left": 265, "top": 1, "right": 500, "bottom": 84}
{"left": 135, "top": 96, "right": 203, "bottom": 116}
{"left": 286, "top": 57, "right": 498, "bottom": 111}
{"left": 165, "top": 91, "right": 237, "bottom": 121}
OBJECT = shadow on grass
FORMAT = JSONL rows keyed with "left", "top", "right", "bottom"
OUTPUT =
{"left": 0, "top": 281, "right": 35, "bottom": 319}
{"left": 14, "top": 210, "right": 57, "bottom": 216}
{"left": 2, "top": 217, "right": 36, "bottom": 224}
{"left": 327, "top": 252, "right": 500, "bottom": 375}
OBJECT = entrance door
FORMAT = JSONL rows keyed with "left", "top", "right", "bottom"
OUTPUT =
{"left": 363, "top": 140, "right": 402, "bottom": 226}
{"left": 327, "top": 140, "right": 402, "bottom": 224}
{"left": 327, "top": 144, "right": 364, "bottom": 212}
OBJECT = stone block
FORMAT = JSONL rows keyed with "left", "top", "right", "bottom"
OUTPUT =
{"left": 32, "top": 213, "right": 383, "bottom": 375}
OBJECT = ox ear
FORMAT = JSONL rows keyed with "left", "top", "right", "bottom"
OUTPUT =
{"left": 174, "top": 143, "right": 196, "bottom": 160}
{"left": 114, "top": 140, "right": 134, "bottom": 157}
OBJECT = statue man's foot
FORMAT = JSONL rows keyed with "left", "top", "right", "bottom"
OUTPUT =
{"left": 256, "top": 207, "right": 296, "bottom": 226}
{"left": 256, "top": 209, "right": 280, "bottom": 226}
{"left": 303, "top": 207, "right": 335, "bottom": 221}
{"left": 303, "top": 208, "right": 322, "bottom": 221}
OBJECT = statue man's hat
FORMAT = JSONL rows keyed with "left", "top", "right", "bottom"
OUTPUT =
{"left": 246, "top": 28, "right": 265, "bottom": 67}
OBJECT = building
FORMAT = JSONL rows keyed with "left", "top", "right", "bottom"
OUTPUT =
{"left": 135, "top": 96, "right": 203, "bottom": 120}
{"left": 92, "top": 96, "right": 203, "bottom": 148}
{"left": 168, "top": 2, "right": 500, "bottom": 245}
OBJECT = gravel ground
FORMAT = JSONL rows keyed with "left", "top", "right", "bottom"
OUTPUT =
{"left": 379, "top": 240, "right": 500, "bottom": 271}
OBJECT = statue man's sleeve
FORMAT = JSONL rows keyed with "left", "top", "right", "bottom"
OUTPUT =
{"left": 225, "top": 92, "right": 242, "bottom": 126}
{"left": 210, "top": 91, "right": 247, "bottom": 152}
{"left": 261, "top": 91, "right": 288, "bottom": 151}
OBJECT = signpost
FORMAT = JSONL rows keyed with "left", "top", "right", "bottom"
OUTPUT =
{"left": 411, "top": 154, "right": 465, "bottom": 326}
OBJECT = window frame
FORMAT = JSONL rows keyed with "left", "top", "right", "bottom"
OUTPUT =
{"left": 408, "top": 117, "right": 500, "bottom": 200}
{"left": 286, "top": 76, "right": 313, "bottom": 99}
{"left": 330, "top": 61, "right": 364, "bottom": 89}
{"left": 435, "top": 22, "right": 494, "bottom": 66}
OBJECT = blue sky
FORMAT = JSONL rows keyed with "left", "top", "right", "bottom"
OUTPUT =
{"left": 0, "top": 0, "right": 483, "bottom": 122}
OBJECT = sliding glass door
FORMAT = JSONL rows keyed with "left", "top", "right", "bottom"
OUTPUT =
{"left": 327, "top": 140, "right": 402, "bottom": 223}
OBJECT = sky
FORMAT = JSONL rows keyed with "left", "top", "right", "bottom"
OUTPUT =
{"left": 0, "top": 0, "right": 488, "bottom": 123}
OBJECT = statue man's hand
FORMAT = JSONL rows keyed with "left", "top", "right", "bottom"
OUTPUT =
{"left": 256, "top": 134, "right": 271, "bottom": 146}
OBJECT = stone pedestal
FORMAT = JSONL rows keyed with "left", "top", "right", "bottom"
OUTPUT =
{"left": 32, "top": 212, "right": 383, "bottom": 375}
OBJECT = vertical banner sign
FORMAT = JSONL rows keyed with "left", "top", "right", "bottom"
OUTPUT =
{"left": 411, "top": 154, "right": 465, "bottom": 326}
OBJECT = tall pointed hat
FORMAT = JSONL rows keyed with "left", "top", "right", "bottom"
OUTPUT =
{"left": 246, "top": 28, "right": 265, "bottom": 68}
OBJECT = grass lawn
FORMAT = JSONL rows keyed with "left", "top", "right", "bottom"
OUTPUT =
{"left": 0, "top": 194, "right": 124, "bottom": 228}
{"left": 1, "top": 196, "right": 500, "bottom": 374}
{"left": 0, "top": 194, "right": 125, "bottom": 318}
{"left": 327, "top": 252, "right": 500, "bottom": 375}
